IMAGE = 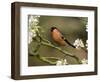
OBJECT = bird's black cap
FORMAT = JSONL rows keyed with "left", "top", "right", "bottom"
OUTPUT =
{"left": 51, "top": 27, "right": 57, "bottom": 32}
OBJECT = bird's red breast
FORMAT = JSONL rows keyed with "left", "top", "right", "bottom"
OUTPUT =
{"left": 51, "top": 28, "right": 66, "bottom": 46}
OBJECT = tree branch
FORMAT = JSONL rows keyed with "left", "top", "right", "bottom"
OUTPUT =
{"left": 41, "top": 41, "right": 82, "bottom": 64}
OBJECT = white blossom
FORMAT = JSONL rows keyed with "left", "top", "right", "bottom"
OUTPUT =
{"left": 56, "top": 60, "right": 62, "bottom": 66}
{"left": 28, "top": 31, "right": 33, "bottom": 44}
{"left": 56, "top": 59, "right": 68, "bottom": 66}
{"left": 86, "top": 24, "right": 88, "bottom": 32}
{"left": 29, "top": 15, "right": 40, "bottom": 28}
{"left": 73, "top": 38, "right": 84, "bottom": 49}
{"left": 63, "top": 59, "right": 68, "bottom": 65}
{"left": 86, "top": 40, "right": 88, "bottom": 49}
{"left": 31, "top": 30, "right": 37, "bottom": 37}
{"left": 28, "top": 15, "right": 40, "bottom": 44}
{"left": 28, "top": 30, "right": 37, "bottom": 44}
{"left": 81, "top": 58, "right": 88, "bottom": 64}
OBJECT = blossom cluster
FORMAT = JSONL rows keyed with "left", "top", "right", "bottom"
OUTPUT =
{"left": 56, "top": 59, "right": 68, "bottom": 66}
{"left": 28, "top": 15, "right": 40, "bottom": 44}
{"left": 73, "top": 38, "right": 84, "bottom": 49}
{"left": 81, "top": 58, "right": 88, "bottom": 64}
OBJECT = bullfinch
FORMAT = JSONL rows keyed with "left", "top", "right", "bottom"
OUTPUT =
{"left": 51, "top": 27, "right": 76, "bottom": 48}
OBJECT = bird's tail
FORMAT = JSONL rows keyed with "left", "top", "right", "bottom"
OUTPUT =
{"left": 64, "top": 39, "right": 76, "bottom": 48}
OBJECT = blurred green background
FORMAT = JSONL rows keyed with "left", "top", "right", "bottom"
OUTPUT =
{"left": 28, "top": 15, "right": 88, "bottom": 66}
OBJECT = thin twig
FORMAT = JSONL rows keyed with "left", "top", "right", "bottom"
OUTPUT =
{"left": 30, "top": 54, "right": 58, "bottom": 65}
{"left": 37, "top": 55, "right": 57, "bottom": 65}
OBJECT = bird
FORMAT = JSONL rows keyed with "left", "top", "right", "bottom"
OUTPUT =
{"left": 51, "top": 27, "right": 76, "bottom": 48}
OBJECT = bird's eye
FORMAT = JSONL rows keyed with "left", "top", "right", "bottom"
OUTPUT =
{"left": 51, "top": 27, "right": 56, "bottom": 31}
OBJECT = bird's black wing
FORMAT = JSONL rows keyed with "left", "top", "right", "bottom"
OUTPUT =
{"left": 61, "top": 36, "right": 76, "bottom": 48}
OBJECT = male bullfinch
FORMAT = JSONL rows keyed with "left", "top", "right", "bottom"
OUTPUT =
{"left": 51, "top": 27, "right": 76, "bottom": 48}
